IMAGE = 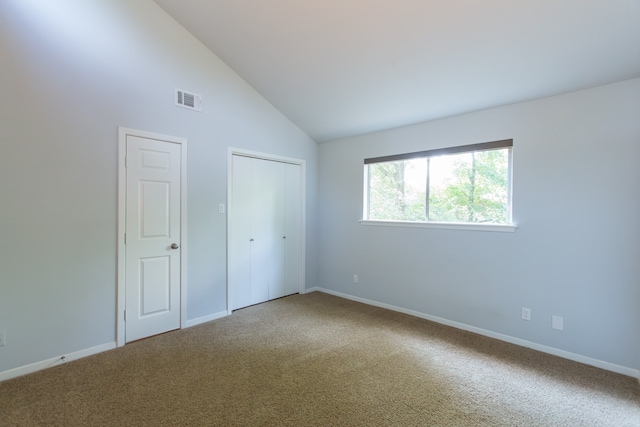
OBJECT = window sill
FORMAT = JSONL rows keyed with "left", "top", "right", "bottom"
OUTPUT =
{"left": 359, "top": 219, "right": 517, "bottom": 233}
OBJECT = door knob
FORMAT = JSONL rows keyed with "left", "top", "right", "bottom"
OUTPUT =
{"left": 171, "top": 243, "right": 179, "bottom": 249}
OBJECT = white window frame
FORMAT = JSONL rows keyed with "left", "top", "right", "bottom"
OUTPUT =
{"left": 361, "top": 139, "right": 516, "bottom": 233}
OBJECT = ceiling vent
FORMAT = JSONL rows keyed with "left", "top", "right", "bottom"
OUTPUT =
{"left": 175, "top": 88, "right": 202, "bottom": 112}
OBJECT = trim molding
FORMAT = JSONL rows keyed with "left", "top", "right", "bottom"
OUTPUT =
{"left": 185, "top": 311, "right": 228, "bottom": 328}
{"left": 4, "top": 292, "right": 636, "bottom": 383}
{"left": 312, "top": 287, "right": 640, "bottom": 380}
{"left": 0, "top": 342, "right": 116, "bottom": 382}
{"left": 360, "top": 219, "right": 516, "bottom": 233}
{"left": 117, "top": 127, "right": 188, "bottom": 347}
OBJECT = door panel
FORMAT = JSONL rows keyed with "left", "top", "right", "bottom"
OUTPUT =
{"left": 125, "top": 136, "right": 181, "bottom": 342}
{"left": 229, "top": 155, "right": 253, "bottom": 310}
{"left": 140, "top": 256, "right": 171, "bottom": 315}
{"left": 140, "top": 180, "right": 171, "bottom": 238}
{"left": 254, "top": 159, "right": 285, "bottom": 300}
{"left": 250, "top": 158, "right": 277, "bottom": 304}
{"left": 283, "top": 163, "right": 302, "bottom": 296}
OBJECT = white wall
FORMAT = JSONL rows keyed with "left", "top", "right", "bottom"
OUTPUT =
{"left": 317, "top": 78, "right": 640, "bottom": 372}
{"left": 0, "top": 0, "right": 317, "bottom": 373}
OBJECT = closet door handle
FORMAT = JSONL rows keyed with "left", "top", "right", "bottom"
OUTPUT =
{"left": 282, "top": 236, "right": 286, "bottom": 239}
{"left": 250, "top": 238, "right": 254, "bottom": 242}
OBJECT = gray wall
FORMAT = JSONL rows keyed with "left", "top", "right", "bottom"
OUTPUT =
{"left": 1, "top": 0, "right": 637, "bottom": 378}
{"left": 317, "top": 78, "right": 640, "bottom": 371}
{"left": 0, "top": 0, "right": 317, "bottom": 372}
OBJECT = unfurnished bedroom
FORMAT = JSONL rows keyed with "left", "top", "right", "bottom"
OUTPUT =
{"left": 1, "top": 0, "right": 639, "bottom": 425}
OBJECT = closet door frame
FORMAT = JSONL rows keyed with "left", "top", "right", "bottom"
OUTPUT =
{"left": 227, "top": 147, "right": 306, "bottom": 315}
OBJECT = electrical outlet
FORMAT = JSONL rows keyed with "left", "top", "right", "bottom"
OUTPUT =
{"left": 353, "top": 274, "right": 359, "bottom": 284}
{"left": 552, "top": 315, "right": 564, "bottom": 331}
{"left": 521, "top": 307, "right": 531, "bottom": 321}
{"left": 0, "top": 331, "right": 6, "bottom": 347}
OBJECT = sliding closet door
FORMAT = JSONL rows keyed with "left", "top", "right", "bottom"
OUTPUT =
{"left": 229, "top": 155, "right": 253, "bottom": 310}
{"left": 251, "top": 158, "right": 283, "bottom": 304}
{"left": 229, "top": 154, "right": 302, "bottom": 311}
{"left": 282, "top": 162, "right": 302, "bottom": 297}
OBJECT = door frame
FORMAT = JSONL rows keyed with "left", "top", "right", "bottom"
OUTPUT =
{"left": 117, "top": 127, "right": 188, "bottom": 347}
{"left": 227, "top": 147, "right": 306, "bottom": 315}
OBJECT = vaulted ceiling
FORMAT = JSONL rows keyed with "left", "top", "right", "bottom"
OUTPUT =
{"left": 153, "top": 0, "right": 640, "bottom": 142}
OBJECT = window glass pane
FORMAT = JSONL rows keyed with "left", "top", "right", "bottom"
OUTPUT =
{"left": 368, "top": 159, "right": 426, "bottom": 221}
{"left": 428, "top": 149, "right": 509, "bottom": 223}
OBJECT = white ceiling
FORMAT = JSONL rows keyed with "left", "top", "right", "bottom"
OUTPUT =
{"left": 153, "top": 0, "right": 640, "bottom": 142}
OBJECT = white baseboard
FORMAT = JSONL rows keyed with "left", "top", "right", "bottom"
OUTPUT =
{"left": 1, "top": 310, "right": 228, "bottom": 382}
{"left": 313, "top": 287, "right": 640, "bottom": 380}
{"left": 0, "top": 342, "right": 116, "bottom": 382}
{"left": 4, "top": 294, "right": 637, "bottom": 383}
{"left": 184, "top": 310, "right": 228, "bottom": 328}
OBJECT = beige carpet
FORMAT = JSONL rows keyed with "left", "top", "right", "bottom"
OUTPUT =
{"left": 1, "top": 292, "right": 639, "bottom": 426}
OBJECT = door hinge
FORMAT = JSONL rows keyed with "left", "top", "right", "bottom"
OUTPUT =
{"left": 124, "top": 310, "right": 126, "bottom": 322}
{"left": 124, "top": 156, "right": 127, "bottom": 168}
{"left": 124, "top": 233, "right": 126, "bottom": 244}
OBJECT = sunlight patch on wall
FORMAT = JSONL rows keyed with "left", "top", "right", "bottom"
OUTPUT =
{"left": 2, "top": 0, "right": 139, "bottom": 74}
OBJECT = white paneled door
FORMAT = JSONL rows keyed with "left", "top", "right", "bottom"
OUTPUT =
{"left": 124, "top": 135, "right": 182, "bottom": 342}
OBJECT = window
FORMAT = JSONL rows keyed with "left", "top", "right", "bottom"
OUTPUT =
{"left": 364, "top": 140, "right": 513, "bottom": 228}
